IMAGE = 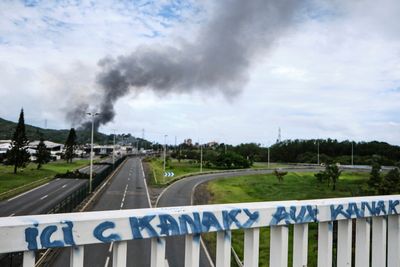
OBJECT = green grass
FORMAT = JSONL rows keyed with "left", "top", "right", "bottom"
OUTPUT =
{"left": 0, "top": 160, "right": 90, "bottom": 200}
{"left": 251, "top": 162, "right": 293, "bottom": 169}
{"left": 147, "top": 158, "right": 216, "bottom": 184}
{"left": 203, "top": 171, "right": 371, "bottom": 267}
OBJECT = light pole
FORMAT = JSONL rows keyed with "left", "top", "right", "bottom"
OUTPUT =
{"left": 317, "top": 140, "right": 320, "bottom": 166}
{"left": 163, "top": 135, "right": 167, "bottom": 178}
{"left": 351, "top": 141, "right": 354, "bottom": 166}
{"left": 200, "top": 144, "right": 203, "bottom": 172}
{"left": 87, "top": 112, "right": 99, "bottom": 193}
{"left": 112, "top": 130, "right": 116, "bottom": 170}
{"left": 267, "top": 146, "right": 270, "bottom": 168}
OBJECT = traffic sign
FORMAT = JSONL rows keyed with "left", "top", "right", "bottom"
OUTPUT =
{"left": 164, "top": 171, "right": 175, "bottom": 177}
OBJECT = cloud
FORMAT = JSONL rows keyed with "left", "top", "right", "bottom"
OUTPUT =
{"left": 0, "top": 0, "right": 399, "bottom": 145}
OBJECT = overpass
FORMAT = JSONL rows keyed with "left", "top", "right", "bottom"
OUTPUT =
{"left": 1, "top": 194, "right": 399, "bottom": 267}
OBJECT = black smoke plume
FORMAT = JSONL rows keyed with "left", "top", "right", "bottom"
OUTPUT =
{"left": 68, "top": 0, "right": 302, "bottom": 130}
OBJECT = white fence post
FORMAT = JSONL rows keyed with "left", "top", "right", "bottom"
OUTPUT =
{"left": 70, "top": 246, "right": 84, "bottom": 267}
{"left": 113, "top": 241, "right": 127, "bottom": 267}
{"left": 151, "top": 237, "right": 166, "bottom": 267}
{"left": 317, "top": 222, "right": 333, "bottom": 267}
{"left": 355, "top": 218, "right": 370, "bottom": 267}
{"left": 270, "top": 225, "right": 289, "bottom": 267}
{"left": 216, "top": 230, "right": 231, "bottom": 267}
{"left": 293, "top": 223, "right": 308, "bottom": 267}
{"left": 185, "top": 234, "right": 200, "bottom": 267}
{"left": 388, "top": 215, "right": 400, "bottom": 267}
{"left": 23, "top": 251, "right": 35, "bottom": 267}
{"left": 244, "top": 228, "right": 260, "bottom": 267}
{"left": 337, "top": 220, "right": 352, "bottom": 267}
{"left": 372, "top": 217, "right": 386, "bottom": 267}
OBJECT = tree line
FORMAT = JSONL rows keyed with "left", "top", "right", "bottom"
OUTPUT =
{"left": 171, "top": 139, "right": 400, "bottom": 168}
{"left": 269, "top": 139, "right": 400, "bottom": 165}
{"left": 5, "top": 109, "right": 77, "bottom": 173}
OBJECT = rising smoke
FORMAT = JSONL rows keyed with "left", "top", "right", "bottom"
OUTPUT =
{"left": 67, "top": 0, "right": 302, "bottom": 130}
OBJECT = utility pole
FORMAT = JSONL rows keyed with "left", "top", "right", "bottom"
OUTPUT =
{"left": 317, "top": 140, "right": 320, "bottom": 166}
{"left": 163, "top": 135, "right": 167, "bottom": 178}
{"left": 112, "top": 130, "right": 116, "bottom": 170}
{"left": 87, "top": 112, "right": 100, "bottom": 193}
{"left": 200, "top": 144, "right": 203, "bottom": 172}
{"left": 351, "top": 141, "right": 354, "bottom": 166}
{"left": 175, "top": 136, "right": 177, "bottom": 152}
{"left": 268, "top": 146, "right": 270, "bottom": 168}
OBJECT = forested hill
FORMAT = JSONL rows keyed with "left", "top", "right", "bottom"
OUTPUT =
{"left": 0, "top": 117, "right": 109, "bottom": 144}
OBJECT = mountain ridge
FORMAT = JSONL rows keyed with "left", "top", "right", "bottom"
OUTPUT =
{"left": 0, "top": 117, "right": 110, "bottom": 144}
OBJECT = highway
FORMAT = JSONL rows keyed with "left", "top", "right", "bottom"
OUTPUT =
{"left": 0, "top": 178, "right": 87, "bottom": 217}
{"left": 157, "top": 168, "right": 318, "bottom": 267}
{"left": 78, "top": 163, "right": 110, "bottom": 175}
{"left": 52, "top": 157, "right": 152, "bottom": 266}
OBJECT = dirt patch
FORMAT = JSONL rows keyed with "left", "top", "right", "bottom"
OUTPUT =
{"left": 193, "top": 182, "right": 213, "bottom": 205}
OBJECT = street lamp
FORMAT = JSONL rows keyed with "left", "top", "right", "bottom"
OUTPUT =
{"left": 87, "top": 112, "right": 100, "bottom": 193}
{"left": 200, "top": 144, "right": 203, "bottom": 172}
{"left": 163, "top": 135, "right": 167, "bottom": 178}
{"left": 351, "top": 141, "right": 354, "bottom": 166}
{"left": 112, "top": 129, "right": 116, "bottom": 170}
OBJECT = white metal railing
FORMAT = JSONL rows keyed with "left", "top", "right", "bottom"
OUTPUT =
{"left": 1, "top": 195, "right": 400, "bottom": 267}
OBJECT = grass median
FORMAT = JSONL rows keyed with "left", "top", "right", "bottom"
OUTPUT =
{"left": 200, "top": 171, "right": 371, "bottom": 267}
{"left": 146, "top": 158, "right": 216, "bottom": 184}
{"left": 0, "top": 159, "right": 91, "bottom": 200}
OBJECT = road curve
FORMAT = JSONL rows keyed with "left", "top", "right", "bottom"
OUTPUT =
{"left": 156, "top": 167, "right": 318, "bottom": 267}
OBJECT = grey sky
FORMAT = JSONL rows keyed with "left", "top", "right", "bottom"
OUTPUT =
{"left": 0, "top": 0, "right": 399, "bottom": 145}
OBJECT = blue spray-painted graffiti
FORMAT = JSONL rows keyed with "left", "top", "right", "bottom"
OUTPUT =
{"left": 24, "top": 208, "right": 259, "bottom": 250}
{"left": 330, "top": 200, "right": 398, "bottom": 220}
{"left": 23, "top": 201, "right": 397, "bottom": 251}
{"left": 25, "top": 221, "right": 75, "bottom": 250}
{"left": 270, "top": 205, "right": 318, "bottom": 225}
{"left": 93, "top": 221, "right": 121, "bottom": 242}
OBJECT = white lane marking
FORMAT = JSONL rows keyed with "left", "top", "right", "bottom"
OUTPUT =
{"left": 141, "top": 160, "right": 152, "bottom": 208}
{"left": 120, "top": 184, "right": 129, "bottom": 209}
{"left": 56, "top": 178, "right": 60, "bottom": 181}
{"left": 9, "top": 213, "right": 15, "bottom": 217}
{"left": 104, "top": 256, "right": 110, "bottom": 267}
{"left": 7, "top": 182, "right": 50, "bottom": 202}
{"left": 62, "top": 184, "right": 67, "bottom": 189}
{"left": 140, "top": 160, "right": 145, "bottom": 178}
{"left": 108, "top": 242, "right": 113, "bottom": 253}
{"left": 40, "top": 195, "right": 48, "bottom": 200}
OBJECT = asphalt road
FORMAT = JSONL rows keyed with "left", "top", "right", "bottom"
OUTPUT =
{"left": 0, "top": 178, "right": 87, "bottom": 217}
{"left": 52, "top": 157, "right": 152, "bottom": 267}
{"left": 78, "top": 164, "right": 110, "bottom": 175}
{"left": 156, "top": 167, "right": 318, "bottom": 267}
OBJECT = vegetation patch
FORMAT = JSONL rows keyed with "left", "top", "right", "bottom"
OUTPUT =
{"left": 0, "top": 159, "right": 90, "bottom": 199}
{"left": 201, "top": 171, "right": 370, "bottom": 266}
{"left": 146, "top": 157, "right": 216, "bottom": 184}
